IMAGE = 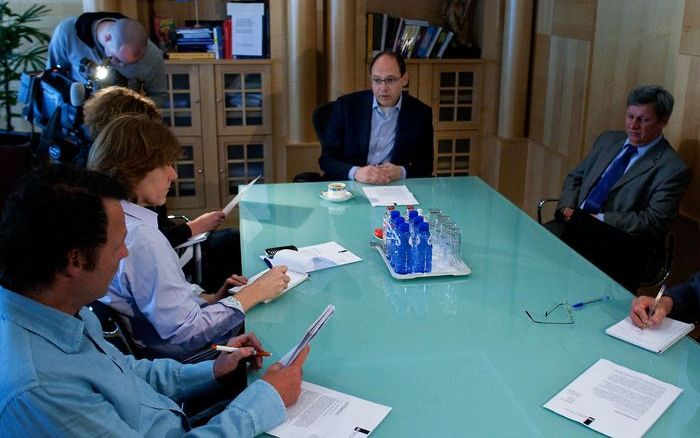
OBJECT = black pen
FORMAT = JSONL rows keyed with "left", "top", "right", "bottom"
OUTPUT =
{"left": 263, "top": 257, "right": 273, "bottom": 268}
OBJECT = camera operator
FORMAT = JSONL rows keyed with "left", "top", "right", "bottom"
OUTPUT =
{"left": 47, "top": 12, "right": 167, "bottom": 107}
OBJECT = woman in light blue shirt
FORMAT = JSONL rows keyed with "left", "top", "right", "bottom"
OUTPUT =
{"left": 88, "top": 114, "right": 290, "bottom": 360}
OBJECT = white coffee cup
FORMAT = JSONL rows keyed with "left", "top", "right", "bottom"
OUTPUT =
{"left": 327, "top": 182, "right": 347, "bottom": 199}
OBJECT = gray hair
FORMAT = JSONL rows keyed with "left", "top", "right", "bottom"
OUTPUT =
{"left": 626, "top": 85, "right": 674, "bottom": 121}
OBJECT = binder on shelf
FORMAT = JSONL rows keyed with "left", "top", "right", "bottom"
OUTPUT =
{"left": 435, "top": 31, "right": 454, "bottom": 58}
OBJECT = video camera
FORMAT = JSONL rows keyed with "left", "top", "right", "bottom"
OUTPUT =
{"left": 18, "top": 58, "right": 119, "bottom": 166}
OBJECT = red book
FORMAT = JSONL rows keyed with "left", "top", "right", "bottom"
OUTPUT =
{"left": 223, "top": 18, "right": 232, "bottom": 59}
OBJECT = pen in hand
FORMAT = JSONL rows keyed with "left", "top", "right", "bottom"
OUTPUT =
{"left": 212, "top": 344, "right": 272, "bottom": 357}
{"left": 571, "top": 295, "right": 611, "bottom": 310}
{"left": 644, "top": 284, "right": 666, "bottom": 329}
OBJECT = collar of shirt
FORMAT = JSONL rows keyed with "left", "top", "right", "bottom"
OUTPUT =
{"left": 372, "top": 93, "right": 403, "bottom": 116}
{"left": 0, "top": 286, "right": 86, "bottom": 353}
{"left": 121, "top": 200, "right": 158, "bottom": 229}
{"left": 623, "top": 134, "right": 663, "bottom": 158}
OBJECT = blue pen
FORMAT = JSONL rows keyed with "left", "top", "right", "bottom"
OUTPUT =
{"left": 572, "top": 295, "right": 610, "bottom": 309}
{"left": 263, "top": 257, "right": 273, "bottom": 269}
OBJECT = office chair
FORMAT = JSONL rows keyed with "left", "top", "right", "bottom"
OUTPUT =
{"left": 88, "top": 300, "right": 140, "bottom": 357}
{"left": 536, "top": 198, "right": 675, "bottom": 288}
{"left": 292, "top": 101, "right": 336, "bottom": 182}
{"left": 166, "top": 214, "right": 206, "bottom": 284}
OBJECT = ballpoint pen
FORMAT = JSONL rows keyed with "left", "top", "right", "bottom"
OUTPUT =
{"left": 571, "top": 295, "right": 611, "bottom": 309}
{"left": 644, "top": 284, "right": 666, "bottom": 328}
{"left": 263, "top": 257, "right": 273, "bottom": 269}
{"left": 211, "top": 344, "right": 272, "bottom": 357}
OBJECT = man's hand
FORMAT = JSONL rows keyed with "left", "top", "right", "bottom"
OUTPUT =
{"left": 629, "top": 295, "right": 674, "bottom": 328}
{"left": 187, "top": 211, "right": 225, "bottom": 235}
{"left": 236, "top": 266, "right": 290, "bottom": 310}
{"left": 213, "top": 332, "right": 266, "bottom": 381}
{"left": 201, "top": 275, "right": 249, "bottom": 303}
{"left": 377, "top": 163, "right": 403, "bottom": 181}
{"left": 355, "top": 165, "right": 390, "bottom": 184}
{"left": 262, "top": 346, "right": 310, "bottom": 406}
{"left": 561, "top": 207, "right": 574, "bottom": 222}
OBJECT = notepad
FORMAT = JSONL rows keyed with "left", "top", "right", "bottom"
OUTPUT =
{"left": 605, "top": 316, "right": 695, "bottom": 354}
{"left": 229, "top": 268, "right": 308, "bottom": 303}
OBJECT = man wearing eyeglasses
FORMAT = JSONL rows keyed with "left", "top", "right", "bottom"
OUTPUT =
{"left": 319, "top": 50, "right": 434, "bottom": 184}
{"left": 48, "top": 12, "right": 167, "bottom": 107}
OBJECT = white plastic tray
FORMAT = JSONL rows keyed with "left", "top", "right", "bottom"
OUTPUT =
{"left": 374, "top": 246, "right": 471, "bottom": 280}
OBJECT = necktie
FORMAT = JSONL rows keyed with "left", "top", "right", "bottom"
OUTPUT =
{"left": 582, "top": 145, "right": 637, "bottom": 214}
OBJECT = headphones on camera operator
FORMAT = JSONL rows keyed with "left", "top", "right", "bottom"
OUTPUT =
{"left": 19, "top": 57, "right": 127, "bottom": 167}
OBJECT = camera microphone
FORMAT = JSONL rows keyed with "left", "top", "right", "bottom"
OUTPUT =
{"left": 69, "top": 82, "right": 86, "bottom": 106}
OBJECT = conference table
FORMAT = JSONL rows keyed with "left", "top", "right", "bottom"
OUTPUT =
{"left": 238, "top": 176, "right": 699, "bottom": 437}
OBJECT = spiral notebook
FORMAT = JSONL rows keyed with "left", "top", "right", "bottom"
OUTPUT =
{"left": 605, "top": 316, "right": 694, "bottom": 354}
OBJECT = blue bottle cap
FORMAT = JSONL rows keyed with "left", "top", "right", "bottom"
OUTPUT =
{"left": 399, "top": 222, "right": 410, "bottom": 232}
{"left": 418, "top": 222, "right": 429, "bottom": 231}
{"left": 408, "top": 210, "right": 418, "bottom": 219}
{"left": 390, "top": 210, "right": 401, "bottom": 219}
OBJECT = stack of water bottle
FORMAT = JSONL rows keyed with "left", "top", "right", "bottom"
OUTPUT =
{"left": 382, "top": 206, "right": 462, "bottom": 276}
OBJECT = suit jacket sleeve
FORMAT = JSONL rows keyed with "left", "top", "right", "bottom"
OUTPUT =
{"left": 666, "top": 272, "right": 700, "bottom": 324}
{"left": 318, "top": 96, "right": 355, "bottom": 180}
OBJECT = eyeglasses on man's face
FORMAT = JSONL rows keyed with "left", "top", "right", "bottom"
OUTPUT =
{"left": 371, "top": 76, "right": 401, "bottom": 86}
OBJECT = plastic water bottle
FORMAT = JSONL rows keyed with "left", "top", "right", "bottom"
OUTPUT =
{"left": 389, "top": 215, "right": 405, "bottom": 267}
{"left": 412, "top": 222, "right": 432, "bottom": 273}
{"left": 407, "top": 209, "right": 418, "bottom": 222}
{"left": 395, "top": 222, "right": 411, "bottom": 274}
{"left": 384, "top": 210, "right": 400, "bottom": 258}
{"left": 382, "top": 207, "right": 397, "bottom": 251}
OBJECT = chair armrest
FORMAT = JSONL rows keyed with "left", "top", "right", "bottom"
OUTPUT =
{"left": 537, "top": 198, "right": 560, "bottom": 224}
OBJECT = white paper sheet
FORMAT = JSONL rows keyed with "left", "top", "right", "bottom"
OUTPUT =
{"left": 227, "top": 2, "right": 265, "bottom": 57}
{"left": 544, "top": 359, "right": 682, "bottom": 438}
{"left": 279, "top": 304, "right": 334, "bottom": 367}
{"left": 362, "top": 185, "right": 419, "bottom": 207}
{"left": 267, "top": 381, "right": 391, "bottom": 438}
{"left": 606, "top": 316, "right": 695, "bottom": 354}
{"left": 223, "top": 175, "right": 260, "bottom": 216}
{"left": 265, "top": 242, "right": 362, "bottom": 273}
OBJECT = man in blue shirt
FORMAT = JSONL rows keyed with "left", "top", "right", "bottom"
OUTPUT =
{"left": 319, "top": 50, "right": 434, "bottom": 184}
{"left": 0, "top": 165, "right": 309, "bottom": 436}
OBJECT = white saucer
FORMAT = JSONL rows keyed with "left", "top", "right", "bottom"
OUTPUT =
{"left": 320, "top": 190, "right": 353, "bottom": 202}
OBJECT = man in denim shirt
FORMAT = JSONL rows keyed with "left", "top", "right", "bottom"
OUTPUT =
{"left": 0, "top": 165, "right": 309, "bottom": 436}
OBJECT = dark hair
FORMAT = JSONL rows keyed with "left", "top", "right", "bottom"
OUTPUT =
{"left": 0, "top": 165, "right": 127, "bottom": 293}
{"left": 369, "top": 50, "right": 406, "bottom": 76}
{"left": 626, "top": 85, "right": 674, "bottom": 122}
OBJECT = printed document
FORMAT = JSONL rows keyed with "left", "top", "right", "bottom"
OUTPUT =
{"left": 280, "top": 304, "right": 334, "bottom": 366}
{"left": 544, "top": 359, "right": 682, "bottom": 438}
{"left": 265, "top": 241, "right": 362, "bottom": 273}
{"left": 227, "top": 2, "right": 264, "bottom": 56}
{"left": 223, "top": 175, "right": 260, "bottom": 216}
{"left": 267, "top": 381, "right": 391, "bottom": 438}
{"left": 362, "top": 185, "right": 419, "bottom": 207}
{"left": 605, "top": 316, "right": 694, "bottom": 354}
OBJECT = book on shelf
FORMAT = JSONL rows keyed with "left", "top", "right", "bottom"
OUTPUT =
{"left": 605, "top": 316, "right": 695, "bottom": 354}
{"left": 167, "top": 52, "right": 216, "bottom": 60}
{"left": 434, "top": 31, "right": 454, "bottom": 58}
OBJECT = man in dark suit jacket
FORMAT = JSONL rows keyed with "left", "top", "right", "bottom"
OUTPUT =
{"left": 319, "top": 51, "right": 433, "bottom": 184}
{"left": 548, "top": 85, "right": 691, "bottom": 291}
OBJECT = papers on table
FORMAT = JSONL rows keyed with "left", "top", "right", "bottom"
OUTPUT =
{"left": 544, "top": 359, "right": 682, "bottom": 438}
{"left": 267, "top": 381, "right": 391, "bottom": 438}
{"left": 362, "top": 185, "right": 419, "bottom": 207}
{"left": 605, "top": 316, "right": 695, "bottom": 354}
{"left": 229, "top": 268, "right": 308, "bottom": 303}
{"left": 279, "top": 304, "right": 335, "bottom": 367}
{"left": 265, "top": 241, "right": 362, "bottom": 273}
{"left": 223, "top": 175, "right": 260, "bottom": 216}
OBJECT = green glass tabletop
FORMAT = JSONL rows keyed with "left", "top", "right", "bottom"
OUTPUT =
{"left": 239, "top": 177, "right": 700, "bottom": 437}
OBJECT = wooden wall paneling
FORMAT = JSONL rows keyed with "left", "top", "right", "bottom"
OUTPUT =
{"left": 535, "top": 0, "right": 553, "bottom": 35}
{"left": 585, "top": 0, "right": 684, "bottom": 150}
{"left": 678, "top": 55, "right": 700, "bottom": 220}
{"left": 523, "top": 139, "right": 569, "bottom": 217}
{"left": 550, "top": 0, "right": 595, "bottom": 41}
{"left": 528, "top": 33, "right": 551, "bottom": 143}
{"left": 680, "top": 0, "right": 700, "bottom": 55}
{"left": 544, "top": 36, "right": 590, "bottom": 158}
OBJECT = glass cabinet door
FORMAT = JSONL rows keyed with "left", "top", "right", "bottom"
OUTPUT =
{"left": 432, "top": 64, "right": 482, "bottom": 130}
{"left": 215, "top": 64, "right": 272, "bottom": 136}
{"left": 217, "top": 135, "right": 272, "bottom": 206}
{"left": 162, "top": 64, "right": 201, "bottom": 136}
{"left": 166, "top": 136, "right": 206, "bottom": 209}
{"left": 433, "top": 130, "right": 477, "bottom": 177}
